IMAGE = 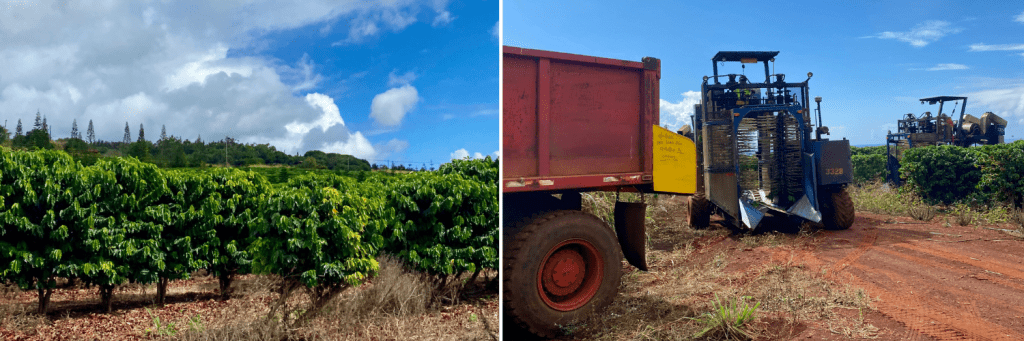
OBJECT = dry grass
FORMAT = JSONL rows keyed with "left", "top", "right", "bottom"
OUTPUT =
{"left": 908, "top": 206, "right": 936, "bottom": 221}
{"left": 848, "top": 181, "right": 926, "bottom": 217}
{"left": 0, "top": 256, "right": 496, "bottom": 341}
{"left": 173, "top": 255, "right": 498, "bottom": 341}
{"left": 551, "top": 196, "right": 874, "bottom": 340}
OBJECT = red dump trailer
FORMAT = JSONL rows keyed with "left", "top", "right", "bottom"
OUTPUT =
{"left": 502, "top": 46, "right": 697, "bottom": 337}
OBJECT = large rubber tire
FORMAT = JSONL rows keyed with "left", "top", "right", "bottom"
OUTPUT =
{"left": 687, "top": 193, "right": 711, "bottom": 229}
{"left": 504, "top": 210, "right": 622, "bottom": 338}
{"left": 820, "top": 187, "right": 855, "bottom": 230}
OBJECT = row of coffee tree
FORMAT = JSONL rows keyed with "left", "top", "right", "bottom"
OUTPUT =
{"left": 849, "top": 141, "right": 1024, "bottom": 206}
{"left": 0, "top": 147, "right": 497, "bottom": 314}
{"left": 899, "top": 140, "right": 1024, "bottom": 206}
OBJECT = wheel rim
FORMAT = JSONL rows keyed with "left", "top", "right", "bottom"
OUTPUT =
{"left": 537, "top": 239, "right": 604, "bottom": 311}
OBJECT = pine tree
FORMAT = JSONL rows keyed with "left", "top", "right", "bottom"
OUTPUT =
{"left": 71, "top": 119, "right": 80, "bottom": 139}
{"left": 123, "top": 122, "right": 131, "bottom": 144}
{"left": 15, "top": 119, "right": 23, "bottom": 137}
{"left": 42, "top": 116, "right": 48, "bottom": 134}
{"left": 196, "top": 134, "right": 202, "bottom": 144}
{"left": 33, "top": 110, "right": 42, "bottom": 131}
{"left": 160, "top": 125, "right": 167, "bottom": 141}
{"left": 138, "top": 123, "right": 146, "bottom": 142}
{"left": 87, "top": 120, "right": 95, "bottom": 144}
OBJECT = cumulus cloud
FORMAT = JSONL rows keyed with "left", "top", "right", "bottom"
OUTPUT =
{"left": 491, "top": 21, "right": 500, "bottom": 40}
{"left": 659, "top": 90, "right": 701, "bottom": 131}
{"left": 868, "top": 20, "right": 961, "bottom": 47}
{"left": 969, "top": 43, "right": 1024, "bottom": 51}
{"left": 370, "top": 85, "right": 420, "bottom": 126}
{"left": 0, "top": 0, "right": 451, "bottom": 158}
{"left": 966, "top": 85, "right": 1024, "bottom": 122}
{"left": 1017, "top": 11, "right": 1024, "bottom": 23}
{"left": 449, "top": 148, "right": 487, "bottom": 160}
{"left": 451, "top": 148, "right": 469, "bottom": 160}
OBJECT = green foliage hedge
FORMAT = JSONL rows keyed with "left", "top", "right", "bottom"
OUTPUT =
{"left": 895, "top": 140, "right": 1024, "bottom": 206}
{"left": 0, "top": 147, "right": 497, "bottom": 313}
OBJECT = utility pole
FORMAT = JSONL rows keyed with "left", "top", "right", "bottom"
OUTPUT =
{"left": 225, "top": 136, "right": 229, "bottom": 167}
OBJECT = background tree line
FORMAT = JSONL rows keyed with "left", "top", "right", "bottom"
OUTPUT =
{"left": 0, "top": 114, "right": 373, "bottom": 171}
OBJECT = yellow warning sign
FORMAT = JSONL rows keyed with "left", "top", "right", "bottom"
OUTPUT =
{"left": 653, "top": 125, "right": 697, "bottom": 194}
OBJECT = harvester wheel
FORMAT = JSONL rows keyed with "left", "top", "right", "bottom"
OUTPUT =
{"left": 503, "top": 210, "right": 622, "bottom": 338}
{"left": 687, "top": 193, "right": 711, "bottom": 229}
{"left": 820, "top": 187, "right": 854, "bottom": 230}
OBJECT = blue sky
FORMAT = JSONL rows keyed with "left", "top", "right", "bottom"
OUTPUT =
{"left": 1, "top": 0, "right": 498, "bottom": 167}
{"left": 504, "top": 0, "right": 1024, "bottom": 146}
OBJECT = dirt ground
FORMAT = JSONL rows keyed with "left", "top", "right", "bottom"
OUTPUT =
{"left": 0, "top": 267, "right": 499, "bottom": 340}
{"left": 560, "top": 194, "right": 1024, "bottom": 340}
{"left": 766, "top": 211, "right": 1024, "bottom": 340}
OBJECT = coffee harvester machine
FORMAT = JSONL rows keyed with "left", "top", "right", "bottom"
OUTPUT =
{"left": 885, "top": 96, "right": 1008, "bottom": 185}
{"left": 685, "top": 51, "right": 855, "bottom": 230}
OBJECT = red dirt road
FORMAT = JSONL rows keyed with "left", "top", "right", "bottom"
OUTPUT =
{"left": 766, "top": 212, "right": 1024, "bottom": 340}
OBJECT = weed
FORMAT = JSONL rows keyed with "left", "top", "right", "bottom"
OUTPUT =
{"left": 908, "top": 206, "right": 936, "bottom": 221}
{"left": 848, "top": 180, "right": 926, "bottom": 216}
{"left": 693, "top": 294, "right": 760, "bottom": 340}
{"left": 145, "top": 308, "right": 178, "bottom": 336}
{"left": 952, "top": 203, "right": 975, "bottom": 226}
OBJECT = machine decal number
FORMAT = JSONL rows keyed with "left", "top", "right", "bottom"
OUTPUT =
{"left": 825, "top": 168, "right": 844, "bottom": 176}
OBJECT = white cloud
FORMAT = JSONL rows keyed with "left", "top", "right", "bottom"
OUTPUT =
{"left": 1016, "top": 11, "right": 1024, "bottom": 23}
{"left": 914, "top": 63, "right": 969, "bottom": 71}
{"left": 451, "top": 148, "right": 469, "bottom": 160}
{"left": 370, "top": 85, "right": 419, "bottom": 126}
{"left": 450, "top": 148, "right": 487, "bottom": 160}
{"left": 388, "top": 70, "right": 417, "bottom": 86}
{"left": 432, "top": 11, "right": 454, "bottom": 27}
{"left": 969, "top": 43, "right": 1024, "bottom": 51}
{"left": 321, "top": 131, "right": 376, "bottom": 160}
{"left": 870, "top": 20, "right": 961, "bottom": 47}
{"left": 286, "top": 53, "right": 324, "bottom": 92}
{"left": 0, "top": 0, "right": 453, "bottom": 159}
{"left": 163, "top": 45, "right": 255, "bottom": 91}
{"left": 491, "top": 21, "right": 500, "bottom": 40}
{"left": 659, "top": 90, "right": 701, "bottom": 131}
{"left": 966, "top": 85, "right": 1024, "bottom": 122}
{"left": 493, "top": 150, "right": 500, "bottom": 158}
{"left": 374, "top": 138, "right": 410, "bottom": 159}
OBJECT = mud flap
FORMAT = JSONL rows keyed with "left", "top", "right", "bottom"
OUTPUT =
{"left": 614, "top": 201, "right": 648, "bottom": 271}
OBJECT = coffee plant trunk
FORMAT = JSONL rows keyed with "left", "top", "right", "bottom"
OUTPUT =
{"left": 99, "top": 285, "right": 115, "bottom": 313}
{"left": 156, "top": 276, "right": 169, "bottom": 306}
{"left": 36, "top": 287, "right": 53, "bottom": 315}
{"left": 218, "top": 271, "right": 234, "bottom": 301}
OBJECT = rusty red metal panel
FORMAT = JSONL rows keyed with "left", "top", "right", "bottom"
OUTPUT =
{"left": 503, "top": 46, "right": 660, "bottom": 193}
{"left": 548, "top": 59, "right": 642, "bottom": 176}
{"left": 503, "top": 55, "right": 539, "bottom": 178}
{"left": 537, "top": 58, "right": 551, "bottom": 176}
{"left": 503, "top": 46, "right": 645, "bottom": 70}
{"left": 641, "top": 59, "right": 661, "bottom": 175}
{"left": 502, "top": 173, "right": 648, "bottom": 193}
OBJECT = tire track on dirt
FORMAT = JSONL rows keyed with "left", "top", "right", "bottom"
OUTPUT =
{"left": 876, "top": 245, "right": 1024, "bottom": 294}
{"left": 845, "top": 262, "right": 1023, "bottom": 340}
{"left": 768, "top": 228, "right": 1023, "bottom": 340}
{"left": 896, "top": 241, "right": 1024, "bottom": 282}
{"left": 826, "top": 229, "right": 877, "bottom": 277}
